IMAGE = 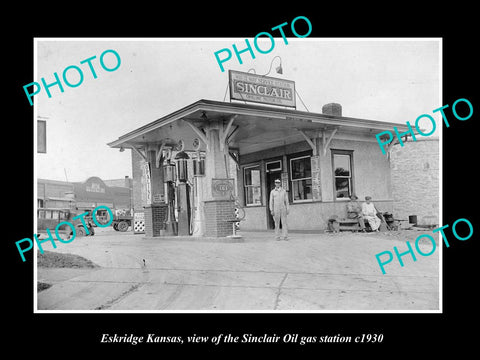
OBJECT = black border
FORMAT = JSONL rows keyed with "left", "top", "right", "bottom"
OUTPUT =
{"left": 7, "top": 4, "right": 479, "bottom": 355}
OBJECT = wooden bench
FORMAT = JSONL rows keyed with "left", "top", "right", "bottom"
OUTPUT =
{"left": 329, "top": 210, "right": 402, "bottom": 233}
{"left": 328, "top": 218, "right": 362, "bottom": 232}
{"left": 337, "top": 219, "right": 362, "bottom": 231}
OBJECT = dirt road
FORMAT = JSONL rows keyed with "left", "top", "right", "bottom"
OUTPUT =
{"left": 36, "top": 227, "right": 439, "bottom": 311}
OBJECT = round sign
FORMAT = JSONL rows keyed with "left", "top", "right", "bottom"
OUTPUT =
{"left": 174, "top": 139, "right": 185, "bottom": 152}
{"left": 192, "top": 138, "right": 200, "bottom": 151}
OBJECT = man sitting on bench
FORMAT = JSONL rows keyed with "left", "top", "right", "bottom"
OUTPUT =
{"left": 346, "top": 195, "right": 366, "bottom": 232}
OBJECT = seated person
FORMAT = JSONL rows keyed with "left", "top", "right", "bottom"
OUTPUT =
{"left": 346, "top": 195, "right": 366, "bottom": 231}
{"left": 362, "top": 196, "right": 382, "bottom": 232}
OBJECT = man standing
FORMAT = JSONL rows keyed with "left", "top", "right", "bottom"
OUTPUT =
{"left": 346, "top": 194, "right": 366, "bottom": 232}
{"left": 269, "top": 179, "right": 289, "bottom": 240}
{"left": 362, "top": 196, "right": 381, "bottom": 231}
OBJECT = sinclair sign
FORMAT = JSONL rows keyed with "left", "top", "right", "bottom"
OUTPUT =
{"left": 229, "top": 70, "right": 296, "bottom": 108}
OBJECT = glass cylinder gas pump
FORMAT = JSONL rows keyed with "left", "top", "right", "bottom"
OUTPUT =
{"left": 163, "top": 159, "right": 177, "bottom": 235}
{"left": 193, "top": 151, "right": 205, "bottom": 176}
{"left": 175, "top": 151, "right": 189, "bottom": 182}
{"left": 174, "top": 151, "right": 191, "bottom": 235}
{"left": 191, "top": 149, "right": 205, "bottom": 236}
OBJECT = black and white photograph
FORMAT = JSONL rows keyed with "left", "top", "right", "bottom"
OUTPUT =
{"left": 32, "top": 38, "right": 441, "bottom": 312}
{"left": 7, "top": 6, "right": 478, "bottom": 355}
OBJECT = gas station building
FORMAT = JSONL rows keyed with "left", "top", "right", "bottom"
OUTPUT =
{"left": 108, "top": 71, "right": 410, "bottom": 238}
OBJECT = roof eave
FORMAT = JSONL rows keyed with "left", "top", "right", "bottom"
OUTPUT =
{"left": 107, "top": 99, "right": 412, "bottom": 148}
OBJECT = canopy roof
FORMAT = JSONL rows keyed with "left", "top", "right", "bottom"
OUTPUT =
{"left": 108, "top": 99, "right": 410, "bottom": 155}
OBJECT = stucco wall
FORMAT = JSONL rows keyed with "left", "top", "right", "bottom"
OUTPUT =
{"left": 242, "top": 200, "right": 394, "bottom": 231}
{"left": 239, "top": 137, "right": 393, "bottom": 231}
{"left": 324, "top": 138, "right": 392, "bottom": 201}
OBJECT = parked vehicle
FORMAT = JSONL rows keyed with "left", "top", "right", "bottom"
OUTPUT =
{"left": 36, "top": 208, "right": 95, "bottom": 239}
{"left": 112, "top": 215, "right": 132, "bottom": 232}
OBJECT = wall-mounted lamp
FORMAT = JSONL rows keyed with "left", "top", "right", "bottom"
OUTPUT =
{"left": 266, "top": 56, "right": 283, "bottom": 76}
{"left": 247, "top": 56, "right": 283, "bottom": 76}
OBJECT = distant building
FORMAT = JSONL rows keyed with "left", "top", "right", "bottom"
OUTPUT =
{"left": 37, "top": 178, "right": 75, "bottom": 209}
{"left": 37, "top": 176, "right": 133, "bottom": 214}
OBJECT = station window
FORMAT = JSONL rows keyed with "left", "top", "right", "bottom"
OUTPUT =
{"left": 290, "top": 155, "right": 312, "bottom": 202}
{"left": 332, "top": 150, "right": 354, "bottom": 200}
{"left": 244, "top": 165, "right": 262, "bottom": 206}
{"left": 265, "top": 160, "right": 282, "bottom": 173}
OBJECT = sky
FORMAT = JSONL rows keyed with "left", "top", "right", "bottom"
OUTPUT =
{"left": 35, "top": 38, "right": 440, "bottom": 182}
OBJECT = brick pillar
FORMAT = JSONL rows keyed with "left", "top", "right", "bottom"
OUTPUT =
{"left": 203, "top": 200, "right": 235, "bottom": 237}
{"left": 144, "top": 203, "right": 168, "bottom": 237}
{"left": 143, "top": 148, "right": 168, "bottom": 237}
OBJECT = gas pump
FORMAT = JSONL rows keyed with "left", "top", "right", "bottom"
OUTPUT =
{"left": 163, "top": 155, "right": 177, "bottom": 235}
{"left": 191, "top": 147, "right": 205, "bottom": 236}
{"left": 174, "top": 150, "right": 191, "bottom": 235}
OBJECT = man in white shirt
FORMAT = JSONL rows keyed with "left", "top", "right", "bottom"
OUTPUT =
{"left": 346, "top": 194, "right": 366, "bottom": 232}
{"left": 362, "top": 196, "right": 381, "bottom": 231}
{"left": 269, "top": 179, "right": 289, "bottom": 240}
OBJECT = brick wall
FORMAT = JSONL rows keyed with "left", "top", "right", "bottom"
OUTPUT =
{"left": 144, "top": 204, "right": 168, "bottom": 237}
{"left": 390, "top": 138, "right": 439, "bottom": 226}
{"left": 203, "top": 200, "right": 235, "bottom": 237}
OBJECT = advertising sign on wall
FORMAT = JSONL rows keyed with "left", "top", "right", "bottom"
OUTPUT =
{"left": 141, "top": 162, "right": 152, "bottom": 205}
{"left": 212, "top": 178, "right": 235, "bottom": 200}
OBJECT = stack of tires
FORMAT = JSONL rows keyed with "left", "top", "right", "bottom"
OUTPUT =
{"left": 113, "top": 220, "right": 130, "bottom": 232}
